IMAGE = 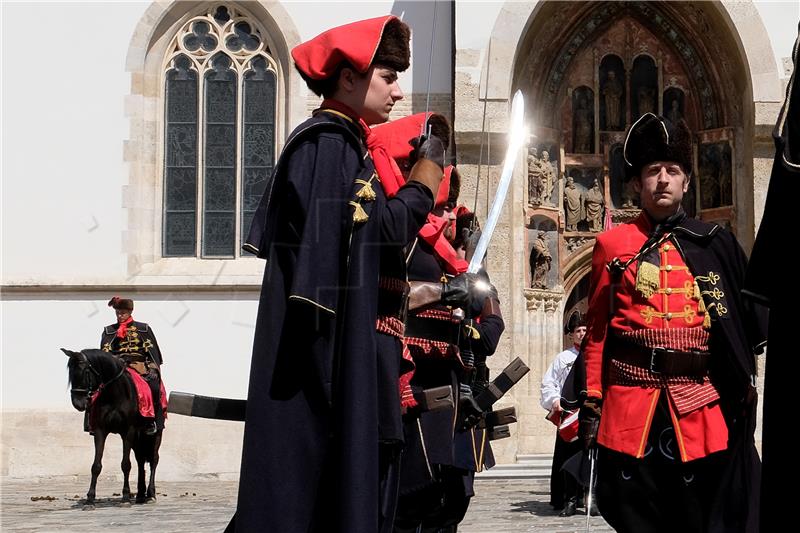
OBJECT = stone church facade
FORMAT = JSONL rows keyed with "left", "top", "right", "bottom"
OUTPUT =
{"left": 2, "top": 1, "right": 794, "bottom": 478}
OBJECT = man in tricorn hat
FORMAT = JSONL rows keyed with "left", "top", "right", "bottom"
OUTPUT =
{"left": 540, "top": 310, "right": 588, "bottom": 517}
{"left": 100, "top": 297, "right": 164, "bottom": 435}
{"left": 579, "top": 113, "right": 765, "bottom": 532}
{"left": 233, "top": 16, "right": 483, "bottom": 533}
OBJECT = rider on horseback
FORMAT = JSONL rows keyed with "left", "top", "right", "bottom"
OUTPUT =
{"left": 99, "top": 296, "right": 164, "bottom": 436}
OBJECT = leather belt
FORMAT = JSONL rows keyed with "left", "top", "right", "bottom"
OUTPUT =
{"left": 608, "top": 335, "right": 710, "bottom": 376}
{"left": 405, "top": 314, "right": 460, "bottom": 345}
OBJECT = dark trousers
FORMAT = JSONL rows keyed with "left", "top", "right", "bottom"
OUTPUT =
{"left": 595, "top": 399, "right": 726, "bottom": 533}
{"left": 550, "top": 435, "right": 582, "bottom": 509}
{"left": 143, "top": 369, "right": 163, "bottom": 429}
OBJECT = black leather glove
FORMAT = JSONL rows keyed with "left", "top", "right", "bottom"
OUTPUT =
{"left": 441, "top": 272, "right": 494, "bottom": 308}
{"left": 409, "top": 134, "right": 447, "bottom": 170}
{"left": 458, "top": 394, "right": 484, "bottom": 431}
{"left": 578, "top": 397, "right": 602, "bottom": 451}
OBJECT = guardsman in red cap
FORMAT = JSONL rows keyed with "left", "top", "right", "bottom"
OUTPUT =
{"left": 397, "top": 194, "right": 506, "bottom": 533}
{"left": 233, "top": 16, "right": 452, "bottom": 533}
{"left": 100, "top": 297, "right": 164, "bottom": 435}
{"left": 579, "top": 113, "right": 766, "bottom": 532}
{"left": 371, "top": 117, "right": 504, "bottom": 529}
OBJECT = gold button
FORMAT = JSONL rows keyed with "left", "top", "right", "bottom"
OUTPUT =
{"left": 666, "top": 312, "right": 673, "bottom": 320}
{"left": 663, "top": 244, "right": 671, "bottom": 251}
{"left": 665, "top": 288, "right": 673, "bottom": 295}
{"left": 665, "top": 265, "right": 673, "bottom": 272}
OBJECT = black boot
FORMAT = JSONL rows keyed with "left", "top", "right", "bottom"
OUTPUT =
{"left": 559, "top": 497, "right": 577, "bottom": 517}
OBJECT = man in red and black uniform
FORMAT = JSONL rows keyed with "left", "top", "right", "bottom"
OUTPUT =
{"left": 100, "top": 296, "right": 163, "bottom": 436}
{"left": 580, "top": 113, "right": 765, "bottom": 532}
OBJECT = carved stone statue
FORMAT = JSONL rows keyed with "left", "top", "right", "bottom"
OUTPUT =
{"left": 564, "top": 176, "right": 584, "bottom": 231}
{"left": 527, "top": 148, "right": 545, "bottom": 205}
{"left": 574, "top": 98, "right": 592, "bottom": 153}
{"left": 603, "top": 70, "right": 623, "bottom": 130}
{"left": 540, "top": 150, "right": 556, "bottom": 205}
{"left": 584, "top": 178, "right": 605, "bottom": 232}
{"left": 667, "top": 98, "right": 682, "bottom": 125}
{"left": 637, "top": 86, "right": 655, "bottom": 116}
{"left": 530, "top": 231, "right": 552, "bottom": 289}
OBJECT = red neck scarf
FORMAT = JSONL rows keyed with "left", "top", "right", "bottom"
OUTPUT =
{"left": 116, "top": 316, "right": 133, "bottom": 339}
{"left": 318, "top": 99, "right": 406, "bottom": 197}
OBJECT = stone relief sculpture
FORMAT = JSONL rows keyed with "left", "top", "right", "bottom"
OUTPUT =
{"left": 530, "top": 231, "right": 552, "bottom": 289}
{"left": 563, "top": 176, "right": 584, "bottom": 231}
{"left": 602, "top": 70, "right": 623, "bottom": 130}
{"left": 527, "top": 148, "right": 545, "bottom": 206}
{"left": 528, "top": 149, "right": 557, "bottom": 206}
{"left": 584, "top": 178, "right": 605, "bottom": 232}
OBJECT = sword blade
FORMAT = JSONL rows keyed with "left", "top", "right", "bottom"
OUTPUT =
{"left": 468, "top": 90, "right": 526, "bottom": 273}
{"left": 586, "top": 447, "right": 597, "bottom": 531}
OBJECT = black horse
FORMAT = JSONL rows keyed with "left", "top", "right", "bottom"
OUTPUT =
{"left": 63, "top": 348, "right": 161, "bottom": 508}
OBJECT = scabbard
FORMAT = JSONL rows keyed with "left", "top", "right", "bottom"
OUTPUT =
{"left": 414, "top": 385, "right": 454, "bottom": 412}
{"left": 474, "top": 357, "right": 530, "bottom": 411}
{"left": 488, "top": 424, "right": 511, "bottom": 441}
{"left": 478, "top": 406, "right": 517, "bottom": 429}
{"left": 168, "top": 391, "right": 246, "bottom": 422}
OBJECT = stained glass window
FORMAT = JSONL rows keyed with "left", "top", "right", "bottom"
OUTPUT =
{"left": 162, "top": 5, "right": 277, "bottom": 258}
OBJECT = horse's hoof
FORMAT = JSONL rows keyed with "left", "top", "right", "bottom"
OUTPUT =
{"left": 120, "top": 500, "right": 132, "bottom": 507}
{"left": 135, "top": 497, "right": 146, "bottom": 504}
{"left": 82, "top": 504, "right": 95, "bottom": 511}
{"left": 146, "top": 495, "right": 157, "bottom": 503}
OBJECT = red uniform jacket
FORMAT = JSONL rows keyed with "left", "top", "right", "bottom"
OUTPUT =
{"left": 584, "top": 214, "right": 728, "bottom": 462}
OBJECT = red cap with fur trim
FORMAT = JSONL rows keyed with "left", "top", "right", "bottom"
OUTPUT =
{"left": 292, "top": 15, "right": 410, "bottom": 80}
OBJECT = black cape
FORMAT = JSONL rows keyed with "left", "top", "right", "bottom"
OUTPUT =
{"left": 233, "top": 112, "right": 432, "bottom": 533}
{"left": 744, "top": 23, "right": 799, "bottom": 533}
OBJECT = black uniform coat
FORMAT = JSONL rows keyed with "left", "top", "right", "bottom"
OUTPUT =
{"left": 100, "top": 321, "right": 163, "bottom": 365}
{"left": 234, "top": 111, "right": 432, "bottom": 533}
{"left": 745, "top": 23, "right": 798, "bottom": 533}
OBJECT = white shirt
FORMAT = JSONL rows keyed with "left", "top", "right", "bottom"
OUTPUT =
{"left": 540, "top": 345, "right": 580, "bottom": 412}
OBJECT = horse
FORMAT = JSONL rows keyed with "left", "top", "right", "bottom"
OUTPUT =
{"left": 63, "top": 348, "right": 162, "bottom": 508}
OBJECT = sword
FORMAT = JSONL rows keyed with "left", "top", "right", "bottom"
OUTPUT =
{"left": 467, "top": 90, "right": 526, "bottom": 274}
{"left": 586, "top": 447, "right": 597, "bottom": 531}
{"left": 168, "top": 385, "right": 455, "bottom": 422}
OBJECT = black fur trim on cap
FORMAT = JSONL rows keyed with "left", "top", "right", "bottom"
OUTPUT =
{"left": 564, "top": 310, "right": 586, "bottom": 335}
{"left": 623, "top": 113, "right": 693, "bottom": 180}
{"left": 447, "top": 165, "right": 461, "bottom": 206}
{"left": 372, "top": 18, "right": 410, "bottom": 72}
{"left": 108, "top": 296, "right": 134, "bottom": 311}
{"left": 428, "top": 113, "right": 451, "bottom": 151}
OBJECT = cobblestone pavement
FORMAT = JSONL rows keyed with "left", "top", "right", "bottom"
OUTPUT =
{"left": 1, "top": 477, "right": 613, "bottom": 532}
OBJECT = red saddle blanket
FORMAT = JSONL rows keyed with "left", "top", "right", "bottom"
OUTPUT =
{"left": 89, "top": 369, "right": 167, "bottom": 429}
{"left": 126, "top": 368, "right": 168, "bottom": 418}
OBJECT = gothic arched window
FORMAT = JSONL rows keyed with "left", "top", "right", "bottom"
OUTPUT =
{"left": 163, "top": 5, "right": 277, "bottom": 257}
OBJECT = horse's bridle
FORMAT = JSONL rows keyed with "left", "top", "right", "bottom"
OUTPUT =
{"left": 70, "top": 350, "right": 125, "bottom": 399}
